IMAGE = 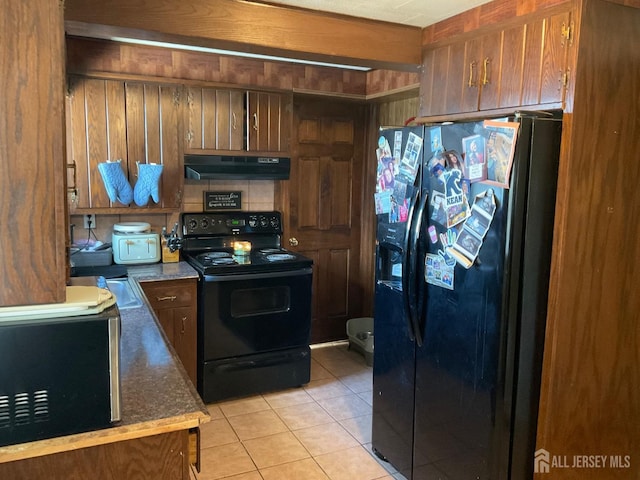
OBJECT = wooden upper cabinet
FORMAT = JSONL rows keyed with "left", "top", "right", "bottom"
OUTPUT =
{"left": 66, "top": 77, "right": 183, "bottom": 212}
{"left": 247, "top": 91, "right": 292, "bottom": 153}
{"left": 186, "top": 87, "right": 292, "bottom": 155}
{"left": 419, "top": 7, "right": 573, "bottom": 117}
{"left": 185, "top": 87, "right": 244, "bottom": 151}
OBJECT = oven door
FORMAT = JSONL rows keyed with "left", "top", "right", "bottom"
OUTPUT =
{"left": 199, "top": 267, "right": 312, "bottom": 360}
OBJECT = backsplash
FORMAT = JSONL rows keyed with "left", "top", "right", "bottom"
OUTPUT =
{"left": 70, "top": 179, "right": 275, "bottom": 245}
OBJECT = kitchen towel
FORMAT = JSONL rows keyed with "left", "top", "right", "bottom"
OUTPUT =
{"left": 133, "top": 161, "right": 163, "bottom": 206}
{"left": 98, "top": 160, "right": 133, "bottom": 205}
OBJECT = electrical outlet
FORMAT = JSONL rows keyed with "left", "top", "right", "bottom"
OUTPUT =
{"left": 83, "top": 214, "right": 96, "bottom": 229}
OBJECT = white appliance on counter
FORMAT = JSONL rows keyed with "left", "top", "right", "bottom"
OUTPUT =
{"left": 112, "top": 222, "right": 161, "bottom": 265}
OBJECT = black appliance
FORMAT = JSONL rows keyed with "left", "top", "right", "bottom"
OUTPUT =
{"left": 181, "top": 211, "right": 313, "bottom": 402}
{"left": 184, "top": 154, "right": 290, "bottom": 180}
{"left": 372, "top": 113, "right": 562, "bottom": 479}
{"left": 0, "top": 303, "right": 121, "bottom": 447}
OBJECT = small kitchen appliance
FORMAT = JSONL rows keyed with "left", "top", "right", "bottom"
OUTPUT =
{"left": 181, "top": 211, "right": 313, "bottom": 402}
{"left": 0, "top": 293, "right": 121, "bottom": 447}
{"left": 112, "top": 222, "right": 161, "bottom": 265}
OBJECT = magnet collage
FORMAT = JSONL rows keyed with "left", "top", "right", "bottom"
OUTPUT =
{"left": 374, "top": 120, "right": 519, "bottom": 290}
{"left": 425, "top": 120, "right": 518, "bottom": 290}
{"left": 374, "top": 132, "right": 422, "bottom": 224}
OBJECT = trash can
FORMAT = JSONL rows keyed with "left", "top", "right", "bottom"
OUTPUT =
{"left": 346, "top": 317, "right": 374, "bottom": 366}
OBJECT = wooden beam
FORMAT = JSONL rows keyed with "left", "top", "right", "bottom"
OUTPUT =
{"left": 64, "top": 0, "right": 422, "bottom": 71}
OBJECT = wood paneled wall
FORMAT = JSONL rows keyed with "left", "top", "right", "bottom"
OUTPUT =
{"left": 66, "top": 37, "right": 370, "bottom": 96}
{"left": 366, "top": 69, "right": 420, "bottom": 98}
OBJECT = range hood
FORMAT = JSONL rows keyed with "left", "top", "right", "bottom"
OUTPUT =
{"left": 184, "top": 154, "right": 290, "bottom": 180}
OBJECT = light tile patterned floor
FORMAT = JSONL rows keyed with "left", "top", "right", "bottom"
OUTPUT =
{"left": 192, "top": 342, "right": 406, "bottom": 480}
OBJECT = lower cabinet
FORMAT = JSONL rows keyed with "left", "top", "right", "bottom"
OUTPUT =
{"left": 0, "top": 430, "right": 190, "bottom": 480}
{"left": 140, "top": 279, "right": 197, "bottom": 385}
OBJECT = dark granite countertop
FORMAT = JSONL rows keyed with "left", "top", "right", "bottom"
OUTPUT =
{"left": 0, "top": 261, "right": 208, "bottom": 463}
{"left": 127, "top": 261, "right": 199, "bottom": 282}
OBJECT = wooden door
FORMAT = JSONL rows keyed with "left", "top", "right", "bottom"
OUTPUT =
{"left": 279, "top": 97, "right": 366, "bottom": 343}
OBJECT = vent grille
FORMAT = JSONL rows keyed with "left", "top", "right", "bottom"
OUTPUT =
{"left": 0, "top": 390, "right": 50, "bottom": 428}
{"left": 0, "top": 396, "right": 9, "bottom": 429}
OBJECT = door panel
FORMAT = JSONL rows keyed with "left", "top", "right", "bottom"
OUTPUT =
{"left": 478, "top": 31, "right": 503, "bottom": 111}
{"left": 521, "top": 18, "right": 545, "bottom": 106}
{"left": 539, "top": 11, "right": 571, "bottom": 104}
{"left": 499, "top": 25, "right": 525, "bottom": 108}
{"left": 281, "top": 97, "right": 365, "bottom": 343}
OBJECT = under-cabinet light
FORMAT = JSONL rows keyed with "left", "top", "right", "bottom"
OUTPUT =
{"left": 108, "top": 37, "right": 372, "bottom": 71}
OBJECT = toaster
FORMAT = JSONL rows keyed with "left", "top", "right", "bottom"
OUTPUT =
{"left": 112, "top": 222, "right": 161, "bottom": 265}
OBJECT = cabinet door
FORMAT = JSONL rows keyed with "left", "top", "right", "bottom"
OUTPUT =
{"left": 140, "top": 279, "right": 197, "bottom": 385}
{"left": 522, "top": 10, "right": 572, "bottom": 105}
{"left": 497, "top": 25, "right": 526, "bottom": 108}
{"left": 444, "top": 42, "right": 467, "bottom": 114}
{"left": 477, "top": 31, "right": 503, "bottom": 111}
{"left": 539, "top": 10, "right": 572, "bottom": 104}
{"left": 126, "top": 82, "right": 183, "bottom": 209}
{"left": 423, "top": 45, "right": 449, "bottom": 116}
{"left": 185, "top": 87, "right": 243, "bottom": 151}
{"left": 67, "top": 77, "right": 127, "bottom": 209}
{"left": 247, "top": 91, "right": 292, "bottom": 153}
{"left": 461, "top": 36, "right": 482, "bottom": 112}
{"left": 172, "top": 306, "right": 197, "bottom": 384}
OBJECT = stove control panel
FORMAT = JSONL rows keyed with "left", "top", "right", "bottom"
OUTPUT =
{"left": 183, "top": 212, "right": 282, "bottom": 236}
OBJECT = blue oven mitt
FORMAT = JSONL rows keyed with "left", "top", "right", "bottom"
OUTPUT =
{"left": 133, "top": 162, "right": 164, "bottom": 206}
{"left": 97, "top": 160, "right": 133, "bottom": 205}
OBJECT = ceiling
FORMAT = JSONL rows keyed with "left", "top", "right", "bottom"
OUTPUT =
{"left": 255, "top": 0, "right": 493, "bottom": 28}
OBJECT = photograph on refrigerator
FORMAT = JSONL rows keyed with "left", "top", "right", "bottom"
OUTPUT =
{"left": 399, "top": 131, "right": 423, "bottom": 182}
{"left": 462, "top": 134, "right": 486, "bottom": 182}
{"left": 482, "top": 120, "right": 520, "bottom": 188}
{"left": 447, "top": 189, "right": 497, "bottom": 268}
{"left": 425, "top": 253, "right": 455, "bottom": 290}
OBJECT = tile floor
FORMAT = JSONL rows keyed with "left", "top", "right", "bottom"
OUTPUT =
{"left": 191, "top": 342, "right": 406, "bottom": 480}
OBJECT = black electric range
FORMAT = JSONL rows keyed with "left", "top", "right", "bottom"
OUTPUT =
{"left": 181, "top": 211, "right": 313, "bottom": 402}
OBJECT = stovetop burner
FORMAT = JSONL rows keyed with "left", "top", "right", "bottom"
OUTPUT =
{"left": 265, "top": 253, "right": 297, "bottom": 262}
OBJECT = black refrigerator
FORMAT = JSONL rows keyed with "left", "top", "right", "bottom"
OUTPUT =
{"left": 371, "top": 113, "right": 562, "bottom": 479}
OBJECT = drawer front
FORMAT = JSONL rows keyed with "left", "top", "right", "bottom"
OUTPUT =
{"left": 141, "top": 280, "right": 196, "bottom": 308}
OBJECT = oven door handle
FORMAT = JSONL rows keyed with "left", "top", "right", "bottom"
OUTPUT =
{"left": 203, "top": 267, "right": 312, "bottom": 282}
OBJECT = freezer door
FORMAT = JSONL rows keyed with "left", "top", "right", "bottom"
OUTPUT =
{"left": 372, "top": 283, "right": 415, "bottom": 479}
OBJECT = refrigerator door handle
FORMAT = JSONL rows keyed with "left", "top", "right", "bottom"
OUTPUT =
{"left": 402, "top": 186, "right": 421, "bottom": 342}
{"left": 409, "top": 189, "right": 429, "bottom": 347}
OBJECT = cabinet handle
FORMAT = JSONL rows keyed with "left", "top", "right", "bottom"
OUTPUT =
{"left": 482, "top": 57, "right": 491, "bottom": 85}
{"left": 468, "top": 61, "right": 477, "bottom": 87}
{"left": 252, "top": 113, "right": 258, "bottom": 131}
{"left": 232, "top": 112, "right": 237, "bottom": 130}
{"left": 156, "top": 295, "right": 177, "bottom": 302}
{"left": 181, "top": 317, "right": 187, "bottom": 334}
